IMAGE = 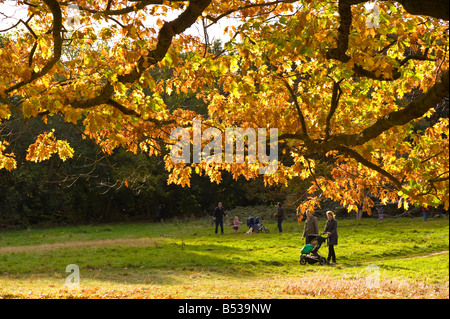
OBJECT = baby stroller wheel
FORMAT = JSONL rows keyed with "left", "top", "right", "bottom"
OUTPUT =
{"left": 319, "top": 257, "right": 327, "bottom": 266}
{"left": 299, "top": 255, "right": 307, "bottom": 265}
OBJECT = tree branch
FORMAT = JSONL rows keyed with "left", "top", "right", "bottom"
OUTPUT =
{"left": 326, "top": 69, "right": 449, "bottom": 150}
{"left": 105, "top": 98, "right": 176, "bottom": 126}
{"left": 336, "top": 145, "right": 403, "bottom": 189}
{"left": 4, "top": 0, "right": 63, "bottom": 95}
{"left": 282, "top": 78, "right": 308, "bottom": 136}
{"left": 397, "top": 0, "right": 449, "bottom": 21}
{"left": 282, "top": 69, "right": 449, "bottom": 150}
{"left": 205, "top": 0, "right": 296, "bottom": 26}
{"left": 279, "top": 69, "right": 449, "bottom": 191}
{"left": 277, "top": 69, "right": 449, "bottom": 151}
{"left": 325, "top": 1, "right": 352, "bottom": 63}
{"left": 326, "top": 0, "right": 445, "bottom": 81}
{"left": 68, "top": 0, "right": 212, "bottom": 109}
{"left": 59, "top": 0, "right": 179, "bottom": 16}
{"left": 325, "top": 79, "right": 343, "bottom": 140}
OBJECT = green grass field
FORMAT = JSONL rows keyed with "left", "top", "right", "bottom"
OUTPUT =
{"left": 0, "top": 216, "right": 448, "bottom": 299}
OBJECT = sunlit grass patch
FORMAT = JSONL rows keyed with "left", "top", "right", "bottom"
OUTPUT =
{"left": 0, "top": 217, "right": 448, "bottom": 298}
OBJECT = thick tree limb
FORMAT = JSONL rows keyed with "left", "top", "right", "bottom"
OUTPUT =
{"left": 397, "top": 0, "right": 449, "bottom": 21}
{"left": 335, "top": 0, "right": 449, "bottom": 20}
{"left": 326, "top": 0, "right": 447, "bottom": 81}
{"left": 278, "top": 69, "right": 449, "bottom": 191}
{"left": 69, "top": 0, "right": 212, "bottom": 111}
{"left": 325, "top": 69, "right": 449, "bottom": 150}
{"left": 326, "top": 1, "right": 352, "bottom": 63}
{"left": 325, "top": 79, "right": 343, "bottom": 140}
{"left": 279, "top": 69, "right": 449, "bottom": 153}
{"left": 282, "top": 78, "right": 308, "bottom": 136}
{"left": 118, "top": 0, "right": 212, "bottom": 84}
{"left": 58, "top": 0, "right": 186, "bottom": 16}
{"left": 2, "top": 0, "right": 211, "bottom": 117}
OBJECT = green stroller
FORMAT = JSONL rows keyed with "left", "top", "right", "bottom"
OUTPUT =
{"left": 299, "top": 234, "right": 329, "bottom": 265}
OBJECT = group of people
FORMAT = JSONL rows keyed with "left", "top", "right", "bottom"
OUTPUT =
{"left": 212, "top": 202, "right": 339, "bottom": 264}
{"left": 212, "top": 202, "right": 286, "bottom": 234}
{"left": 301, "top": 210, "right": 338, "bottom": 264}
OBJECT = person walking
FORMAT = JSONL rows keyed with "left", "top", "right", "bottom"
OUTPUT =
{"left": 377, "top": 206, "right": 384, "bottom": 221}
{"left": 422, "top": 206, "right": 429, "bottom": 221}
{"left": 301, "top": 210, "right": 319, "bottom": 244}
{"left": 213, "top": 202, "right": 226, "bottom": 234}
{"left": 322, "top": 210, "right": 338, "bottom": 264}
{"left": 274, "top": 202, "right": 285, "bottom": 233}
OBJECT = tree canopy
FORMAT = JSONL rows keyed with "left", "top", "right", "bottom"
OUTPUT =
{"left": 1, "top": 0, "right": 449, "bottom": 215}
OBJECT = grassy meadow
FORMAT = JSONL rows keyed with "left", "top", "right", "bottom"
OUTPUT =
{"left": 0, "top": 215, "right": 448, "bottom": 299}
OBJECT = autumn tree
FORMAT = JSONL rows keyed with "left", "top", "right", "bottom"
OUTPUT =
{"left": 0, "top": 0, "right": 448, "bottom": 215}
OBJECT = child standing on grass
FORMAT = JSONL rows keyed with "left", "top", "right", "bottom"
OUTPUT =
{"left": 233, "top": 216, "right": 242, "bottom": 234}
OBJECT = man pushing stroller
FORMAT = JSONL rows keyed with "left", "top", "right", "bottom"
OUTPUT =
{"left": 301, "top": 210, "right": 319, "bottom": 244}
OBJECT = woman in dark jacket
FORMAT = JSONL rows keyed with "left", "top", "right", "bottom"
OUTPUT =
{"left": 322, "top": 210, "right": 338, "bottom": 264}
